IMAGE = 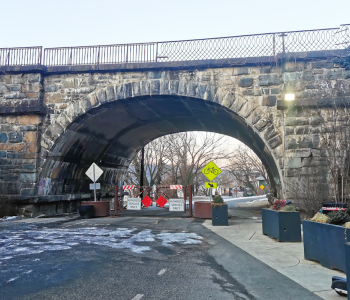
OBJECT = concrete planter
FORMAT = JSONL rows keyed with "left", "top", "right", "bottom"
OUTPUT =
{"left": 346, "top": 243, "right": 350, "bottom": 300}
{"left": 81, "top": 201, "right": 110, "bottom": 217}
{"left": 262, "top": 209, "right": 301, "bottom": 242}
{"left": 78, "top": 205, "right": 94, "bottom": 219}
{"left": 211, "top": 203, "right": 228, "bottom": 226}
{"left": 303, "top": 220, "right": 350, "bottom": 272}
{"left": 194, "top": 201, "right": 212, "bottom": 219}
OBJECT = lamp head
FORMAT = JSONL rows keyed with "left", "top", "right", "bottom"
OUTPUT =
{"left": 284, "top": 93, "right": 295, "bottom": 101}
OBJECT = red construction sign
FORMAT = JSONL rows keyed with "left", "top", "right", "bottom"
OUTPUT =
{"left": 156, "top": 195, "right": 167, "bottom": 208}
{"left": 170, "top": 185, "right": 182, "bottom": 190}
{"left": 123, "top": 185, "right": 134, "bottom": 190}
{"left": 142, "top": 195, "right": 153, "bottom": 208}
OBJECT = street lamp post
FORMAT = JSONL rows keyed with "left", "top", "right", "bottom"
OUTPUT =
{"left": 278, "top": 93, "right": 296, "bottom": 199}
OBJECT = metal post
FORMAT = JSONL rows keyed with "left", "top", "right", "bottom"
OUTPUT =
{"left": 120, "top": 186, "right": 124, "bottom": 211}
{"left": 188, "top": 185, "right": 194, "bottom": 217}
{"left": 282, "top": 109, "right": 286, "bottom": 200}
{"left": 93, "top": 164, "right": 97, "bottom": 202}
{"left": 183, "top": 186, "right": 186, "bottom": 213}
{"left": 140, "top": 147, "right": 145, "bottom": 200}
{"left": 114, "top": 185, "right": 119, "bottom": 216}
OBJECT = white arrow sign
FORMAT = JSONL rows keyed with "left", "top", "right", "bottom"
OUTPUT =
{"left": 85, "top": 163, "right": 103, "bottom": 183}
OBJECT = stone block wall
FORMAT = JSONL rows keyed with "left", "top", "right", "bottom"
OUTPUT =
{"left": 1, "top": 58, "right": 350, "bottom": 214}
{"left": 0, "top": 73, "right": 43, "bottom": 200}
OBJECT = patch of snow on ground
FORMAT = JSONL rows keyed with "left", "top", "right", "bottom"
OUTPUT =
{"left": 0, "top": 227, "right": 202, "bottom": 257}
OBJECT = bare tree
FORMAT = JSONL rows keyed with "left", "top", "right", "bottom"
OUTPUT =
{"left": 163, "top": 132, "right": 230, "bottom": 186}
{"left": 124, "top": 138, "right": 169, "bottom": 189}
{"left": 125, "top": 132, "right": 232, "bottom": 194}
{"left": 316, "top": 79, "right": 350, "bottom": 203}
{"left": 227, "top": 145, "right": 271, "bottom": 195}
{"left": 289, "top": 174, "right": 329, "bottom": 218}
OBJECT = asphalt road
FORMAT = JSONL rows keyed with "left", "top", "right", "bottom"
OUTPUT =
{"left": 0, "top": 202, "right": 320, "bottom": 300}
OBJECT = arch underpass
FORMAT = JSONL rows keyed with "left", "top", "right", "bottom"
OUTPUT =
{"left": 39, "top": 95, "right": 281, "bottom": 197}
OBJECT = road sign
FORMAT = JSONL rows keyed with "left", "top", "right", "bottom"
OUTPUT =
{"left": 123, "top": 185, "right": 134, "bottom": 190}
{"left": 156, "top": 196, "right": 167, "bottom": 208}
{"left": 89, "top": 183, "right": 101, "bottom": 190}
{"left": 169, "top": 199, "right": 185, "bottom": 211}
{"left": 170, "top": 185, "right": 182, "bottom": 190}
{"left": 85, "top": 163, "right": 103, "bottom": 182}
{"left": 141, "top": 196, "right": 153, "bottom": 208}
{"left": 260, "top": 184, "right": 265, "bottom": 190}
{"left": 201, "top": 161, "right": 221, "bottom": 181}
{"left": 205, "top": 182, "right": 217, "bottom": 189}
{"left": 127, "top": 198, "right": 141, "bottom": 210}
{"left": 85, "top": 163, "right": 104, "bottom": 202}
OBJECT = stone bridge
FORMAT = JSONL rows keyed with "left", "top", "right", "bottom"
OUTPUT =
{"left": 1, "top": 26, "right": 350, "bottom": 214}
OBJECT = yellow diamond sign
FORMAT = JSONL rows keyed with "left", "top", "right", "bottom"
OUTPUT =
{"left": 205, "top": 182, "right": 217, "bottom": 189}
{"left": 260, "top": 184, "right": 265, "bottom": 190}
{"left": 202, "top": 161, "right": 221, "bottom": 181}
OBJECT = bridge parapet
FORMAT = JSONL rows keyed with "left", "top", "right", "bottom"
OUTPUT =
{"left": 1, "top": 24, "right": 349, "bottom": 68}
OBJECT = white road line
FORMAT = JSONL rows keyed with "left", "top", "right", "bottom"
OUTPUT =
{"left": 75, "top": 221, "right": 87, "bottom": 225}
{"left": 132, "top": 294, "right": 144, "bottom": 300}
{"left": 157, "top": 269, "right": 167, "bottom": 276}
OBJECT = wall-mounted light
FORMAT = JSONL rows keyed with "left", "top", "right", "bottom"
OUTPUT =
{"left": 284, "top": 93, "right": 295, "bottom": 101}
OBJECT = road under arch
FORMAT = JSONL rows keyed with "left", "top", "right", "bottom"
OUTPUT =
{"left": 39, "top": 95, "right": 281, "bottom": 197}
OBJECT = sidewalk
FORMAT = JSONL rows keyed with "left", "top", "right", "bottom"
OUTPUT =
{"left": 203, "top": 206, "right": 345, "bottom": 300}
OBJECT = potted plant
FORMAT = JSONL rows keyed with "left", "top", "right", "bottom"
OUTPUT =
{"left": 211, "top": 195, "right": 228, "bottom": 226}
{"left": 303, "top": 211, "right": 350, "bottom": 272}
{"left": 262, "top": 200, "right": 301, "bottom": 242}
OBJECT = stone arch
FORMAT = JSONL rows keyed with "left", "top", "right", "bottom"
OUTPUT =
{"left": 39, "top": 78, "right": 283, "bottom": 197}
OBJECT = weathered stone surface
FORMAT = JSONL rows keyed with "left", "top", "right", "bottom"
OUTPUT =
{"left": 286, "top": 157, "right": 301, "bottom": 168}
{"left": 261, "top": 95, "right": 276, "bottom": 106}
{"left": 258, "top": 74, "right": 280, "bottom": 86}
{"left": 268, "top": 135, "right": 282, "bottom": 148}
{"left": 8, "top": 132, "right": 23, "bottom": 143}
{"left": 19, "top": 173, "right": 38, "bottom": 182}
{"left": 238, "top": 78, "right": 253, "bottom": 87}
{"left": 0, "top": 133, "right": 8, "bottom": 143}
{"left": 254, "top": 119, "right": 270, "bottom": 131}
{"left": 234, "top": 68, "right": 249, "bottom": 75}
{"left": 18, "top": 115, "right": 40, "bottom": 125}
{"left": 1, "top": 61, "right": 349, "bottom": 210}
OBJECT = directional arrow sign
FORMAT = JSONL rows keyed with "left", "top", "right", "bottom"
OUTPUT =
{"left": 205, "top": 182, "right": 217, "bottom": 189}
{"left": 85, "top": 163, "right": 103, "bottom": 183}
{"left": 201, "top": 161, "right": 221, "bottom": 181}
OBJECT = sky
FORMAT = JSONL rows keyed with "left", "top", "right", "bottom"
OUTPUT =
{"left": 1, "top": 0, "right": 349, "bottom": 48}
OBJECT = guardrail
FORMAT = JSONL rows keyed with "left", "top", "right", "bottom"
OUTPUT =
{"left": 0, "top": 47, "right": 42, "bottom": 66}
{"left": 1, "top": 25, "right": 349, "bottom": 67}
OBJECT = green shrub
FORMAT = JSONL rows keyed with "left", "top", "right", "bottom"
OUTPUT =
{"left": 212, "top": 195, "right": 224, "bottom": 204}
{"left": 310, "top": 212, "right": 329, "bottom": 223}
{"left": 326, "top": 211, "right": 350, "bottom": 226}
{"left": 280, "top": 205, "right": 297, "bottom": 212}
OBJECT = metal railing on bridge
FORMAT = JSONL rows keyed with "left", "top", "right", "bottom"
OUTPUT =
{"left": 0, "top": 46, "right": 42, "bottom": 66}
{"left": 1, "top": 24, "right": 349, "bottom": 67}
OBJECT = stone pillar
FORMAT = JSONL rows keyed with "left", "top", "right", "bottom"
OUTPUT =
{"left": 0, "top": 73, "right": 44, "bottom": 200}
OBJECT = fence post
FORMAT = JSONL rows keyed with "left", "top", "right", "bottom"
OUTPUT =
{"left": 155, "top": 42, "right": 159, "bottom": 62}
{"left": 183, "top": 186, "right": 186, "bottom": 213}
{"left": 188, "top": 185, "right": 194, "bottom": 217}
{"left": 114, "top": 185, "right": 119, "bottom": 216}
{"left": 97, "top": 46, "right": 100, "bottom": 65}
{"left": 120, "top": 186, "right": 124, "bottom": 211}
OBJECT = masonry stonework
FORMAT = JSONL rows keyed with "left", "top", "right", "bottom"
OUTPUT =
{"left": 1, "top": 58, "right": 349, "bottom": 215}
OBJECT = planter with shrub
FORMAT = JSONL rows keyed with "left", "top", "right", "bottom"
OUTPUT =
{"left": 303, "top": 211, "right": 350, "bottom": 272}
{"left": 262, "top": 199, "right": 301, "bottom": 242}
{"left": 211, "top": 195, "right": 228, "bottom": 226}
